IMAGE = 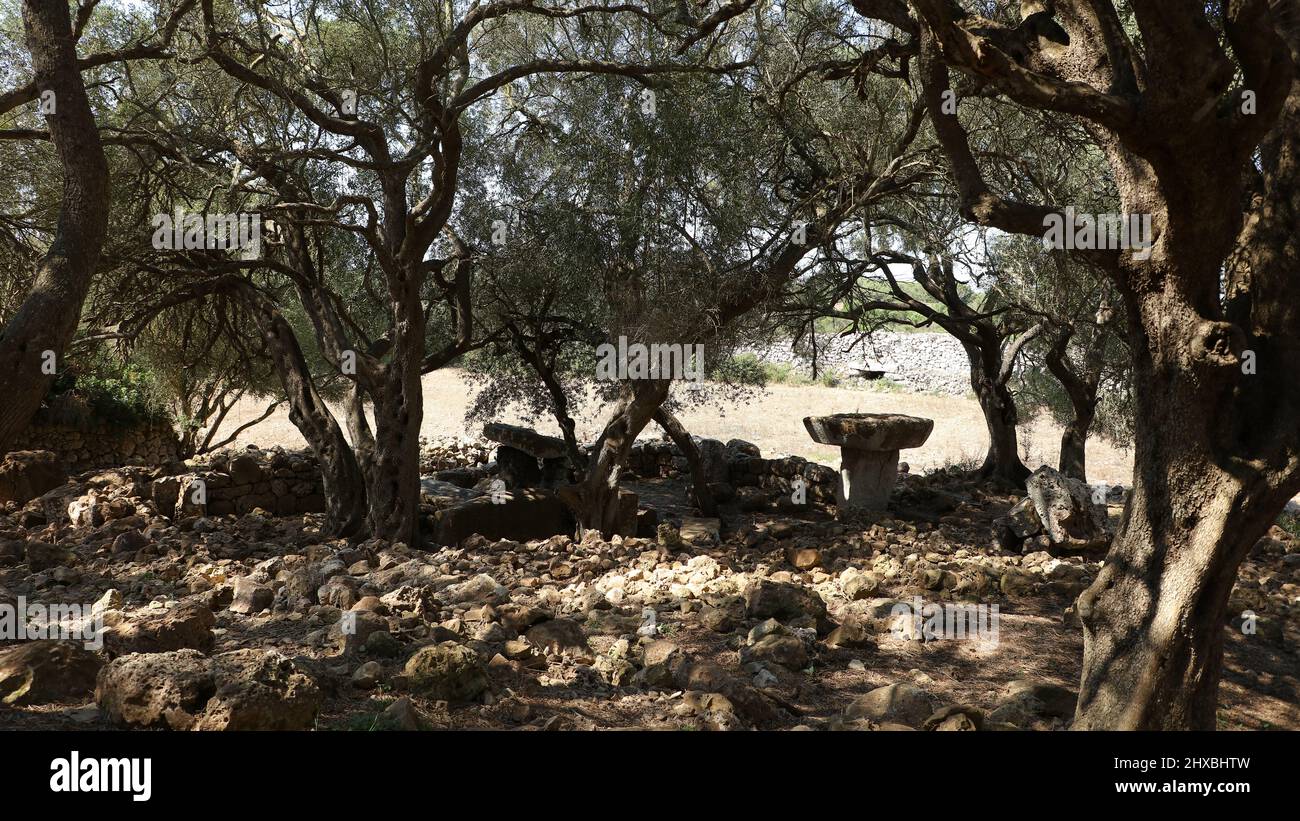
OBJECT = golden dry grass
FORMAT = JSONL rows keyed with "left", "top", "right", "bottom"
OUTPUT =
{"left": 220, "top": 368, "right": 1135, "bottom": 485}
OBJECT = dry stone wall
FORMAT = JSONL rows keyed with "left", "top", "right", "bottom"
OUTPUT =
{"left": 740, "top": 331, "right": 971, "bottom": 396}
{"left": 152, "top": 448, "right": 325, "bottom": 518}
{"left": 8, "top": 417, "right": 181, "bottom": 472}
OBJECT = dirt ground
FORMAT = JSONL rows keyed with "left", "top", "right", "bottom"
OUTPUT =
{"left": 220, "top": 369, "right": 1135, "bottom": 485}
{"left": 2, "top": 468, "right": 1295, "bottom": 732}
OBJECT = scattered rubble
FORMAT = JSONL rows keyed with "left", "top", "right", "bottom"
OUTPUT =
{"left": 0, "top": 440, "right": 1295, "bottom": 732}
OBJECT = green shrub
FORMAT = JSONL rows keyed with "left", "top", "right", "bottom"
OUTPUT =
{"left": 49, "top": 358, "right": 168, "bottom": 427}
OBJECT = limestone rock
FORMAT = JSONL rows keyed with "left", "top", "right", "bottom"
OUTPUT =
{"left": 403, "top": 642, "right": 488, "bottom": 702}
{"left": 845, "top": 683, "right": 935, "bottom": 728}
{"left": 0, "top": 640, "right": 102, "bottom": 705}
{"left": 104, "top": 600, "right": 215, "bottom": 656}
{"left": 230, "top": 576, "right": 274, "bottom": 615}
{"left": 1025, "top": 465, "right": 1110, "bottom": 550}
{"left": 96, "top": 648, "right": 320, "bottom": 730}
{"left": 525, "top": 618, "right": 590, "bottom": 656}
{"left": 0, "top": 450, "right": 65, "bottom": 506}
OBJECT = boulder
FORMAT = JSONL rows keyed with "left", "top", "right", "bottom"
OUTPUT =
{"left": 96, "top": 648, "right": 321, "bottom": 730}
{"left": 95, "top": 649, "right": 215, "bottom": 729}
{"left": 403, "top": 642, "right": 489, "bottom": 702}
{"left": 229, "top": 576, "right": 274, "bottom": 615}
{"left": 525, "top": 618, "right": 590, "bottom": 656}
{"left": 840, "top": 568, "right": 880, "bottom": 600}
{"left": 923, "top": 704, "right": 984, "bottom": 731}
{"left": 194, "top": 649, "right": 322, "bottom": 730}
{"left": 381, "top": 695, "right": 432, "bottom": 730}
{"left": 104, "top": 600, "right": 215, "bottom": 656}
{"left": 740, "top": 631, "right": 808, "bottom": 670}
{"left": 0, "top": 640, "right": 103, "bottom": 705}
{"left": 743, "top": 578, "right": 828, "bottom": 629}
{"left": 845, "top": 683, "right": 935, "bottom": 728}
{"left": 1025, "top": 465, "right": 1110, "bottom": 550}
{"left": 0, "top": 450, "right": 65, "bottom": 506}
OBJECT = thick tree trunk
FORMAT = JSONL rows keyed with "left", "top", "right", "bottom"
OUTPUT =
{"left": 1075, "top": 251, "right": 1300, "bottom": 728}
{"left": 567, "top": 380, "right": 669, "bottom": 537}
{"left": 0, "top": 0, "right": 109, "bottom": 450}
{"left": 364, "top": 350, "right": 424, "bottom": 546}
{"left": 1073, "top": 371, "right": 1283, "bottom": 729}
{"left": 967, "top": 351, "right": 1029, "bottom": 486}
{"left": 653, "top": 407, "right": 717, "bottom": 516}
{"left": 234, "top": 285, "right": 367, "bottom": 537}
{"left": 1057, "top": 417, "right": 1090, "bottom": 482}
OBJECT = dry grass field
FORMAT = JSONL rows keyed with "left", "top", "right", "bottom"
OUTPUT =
{"left": 220, "top": 369, "right": 1135, "bottom": 485}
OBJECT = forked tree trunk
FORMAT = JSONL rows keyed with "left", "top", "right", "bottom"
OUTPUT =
{"left": 1044, "top": 329, "right": 1101, "bottom": 481}
{"left": 0, "top": 0, "right": 109, "bottom": 450}
{"left": 234, "top": 284, "right": 367, "bottom": 537}
{"left": 653, "top": 407, "right": 717, "bottom": 517}
{"left": 567, "top": 380, "right": 669, "bottom": 537}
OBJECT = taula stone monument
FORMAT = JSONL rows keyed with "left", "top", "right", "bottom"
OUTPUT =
{"left": 482, "top": 423, "right": 569, "bottom": 488}
{"left": 803, "top": 413, "right": 934, "bottom": 510}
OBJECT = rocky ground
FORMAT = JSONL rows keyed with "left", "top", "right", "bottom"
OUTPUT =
{"left": 1, "top": 447, "right": 1297, "bottom": 732}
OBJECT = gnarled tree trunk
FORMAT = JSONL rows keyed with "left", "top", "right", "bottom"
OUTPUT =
{"left": 1074, "top": 305, "right": 1294, "bottom": 728}
{"left": 233, "top": 283, "right": 367, "bottom": 537}
{"left": 566, "top": 380, "right": 670, "bottom": 538}
{"left": 1044, "top": 330, "right": 1100, "bottom": 481}
{"left": 0, "top": 0, "right": 109, "bottom": 451}
{"left": 965, "top": 344, "right": 1030, "bottom": 487}
{"left": 364, "top": 303, "right": 425, "bottom": 546}
{"left": 654, "top": 406, "right": 717, "bottom": 516}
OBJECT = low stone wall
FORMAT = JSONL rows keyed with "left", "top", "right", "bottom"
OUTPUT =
{"left": 739, "top": 330, "right": 971, "bottom": 396}
{"left": 152, "top": 448, "right": 324, "bottom": 518}
{"left": 625, "top": 437, "right": 839, "bottom": 506}
{"left": 8, "top": 416, "right": 181, "bottom": 472}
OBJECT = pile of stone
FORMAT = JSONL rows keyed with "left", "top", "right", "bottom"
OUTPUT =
{"left": 419, "top": 435, "right": 493, "bottom": 474}
{"left": 624, "top": 436, "right": 839, "bottom": 511}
